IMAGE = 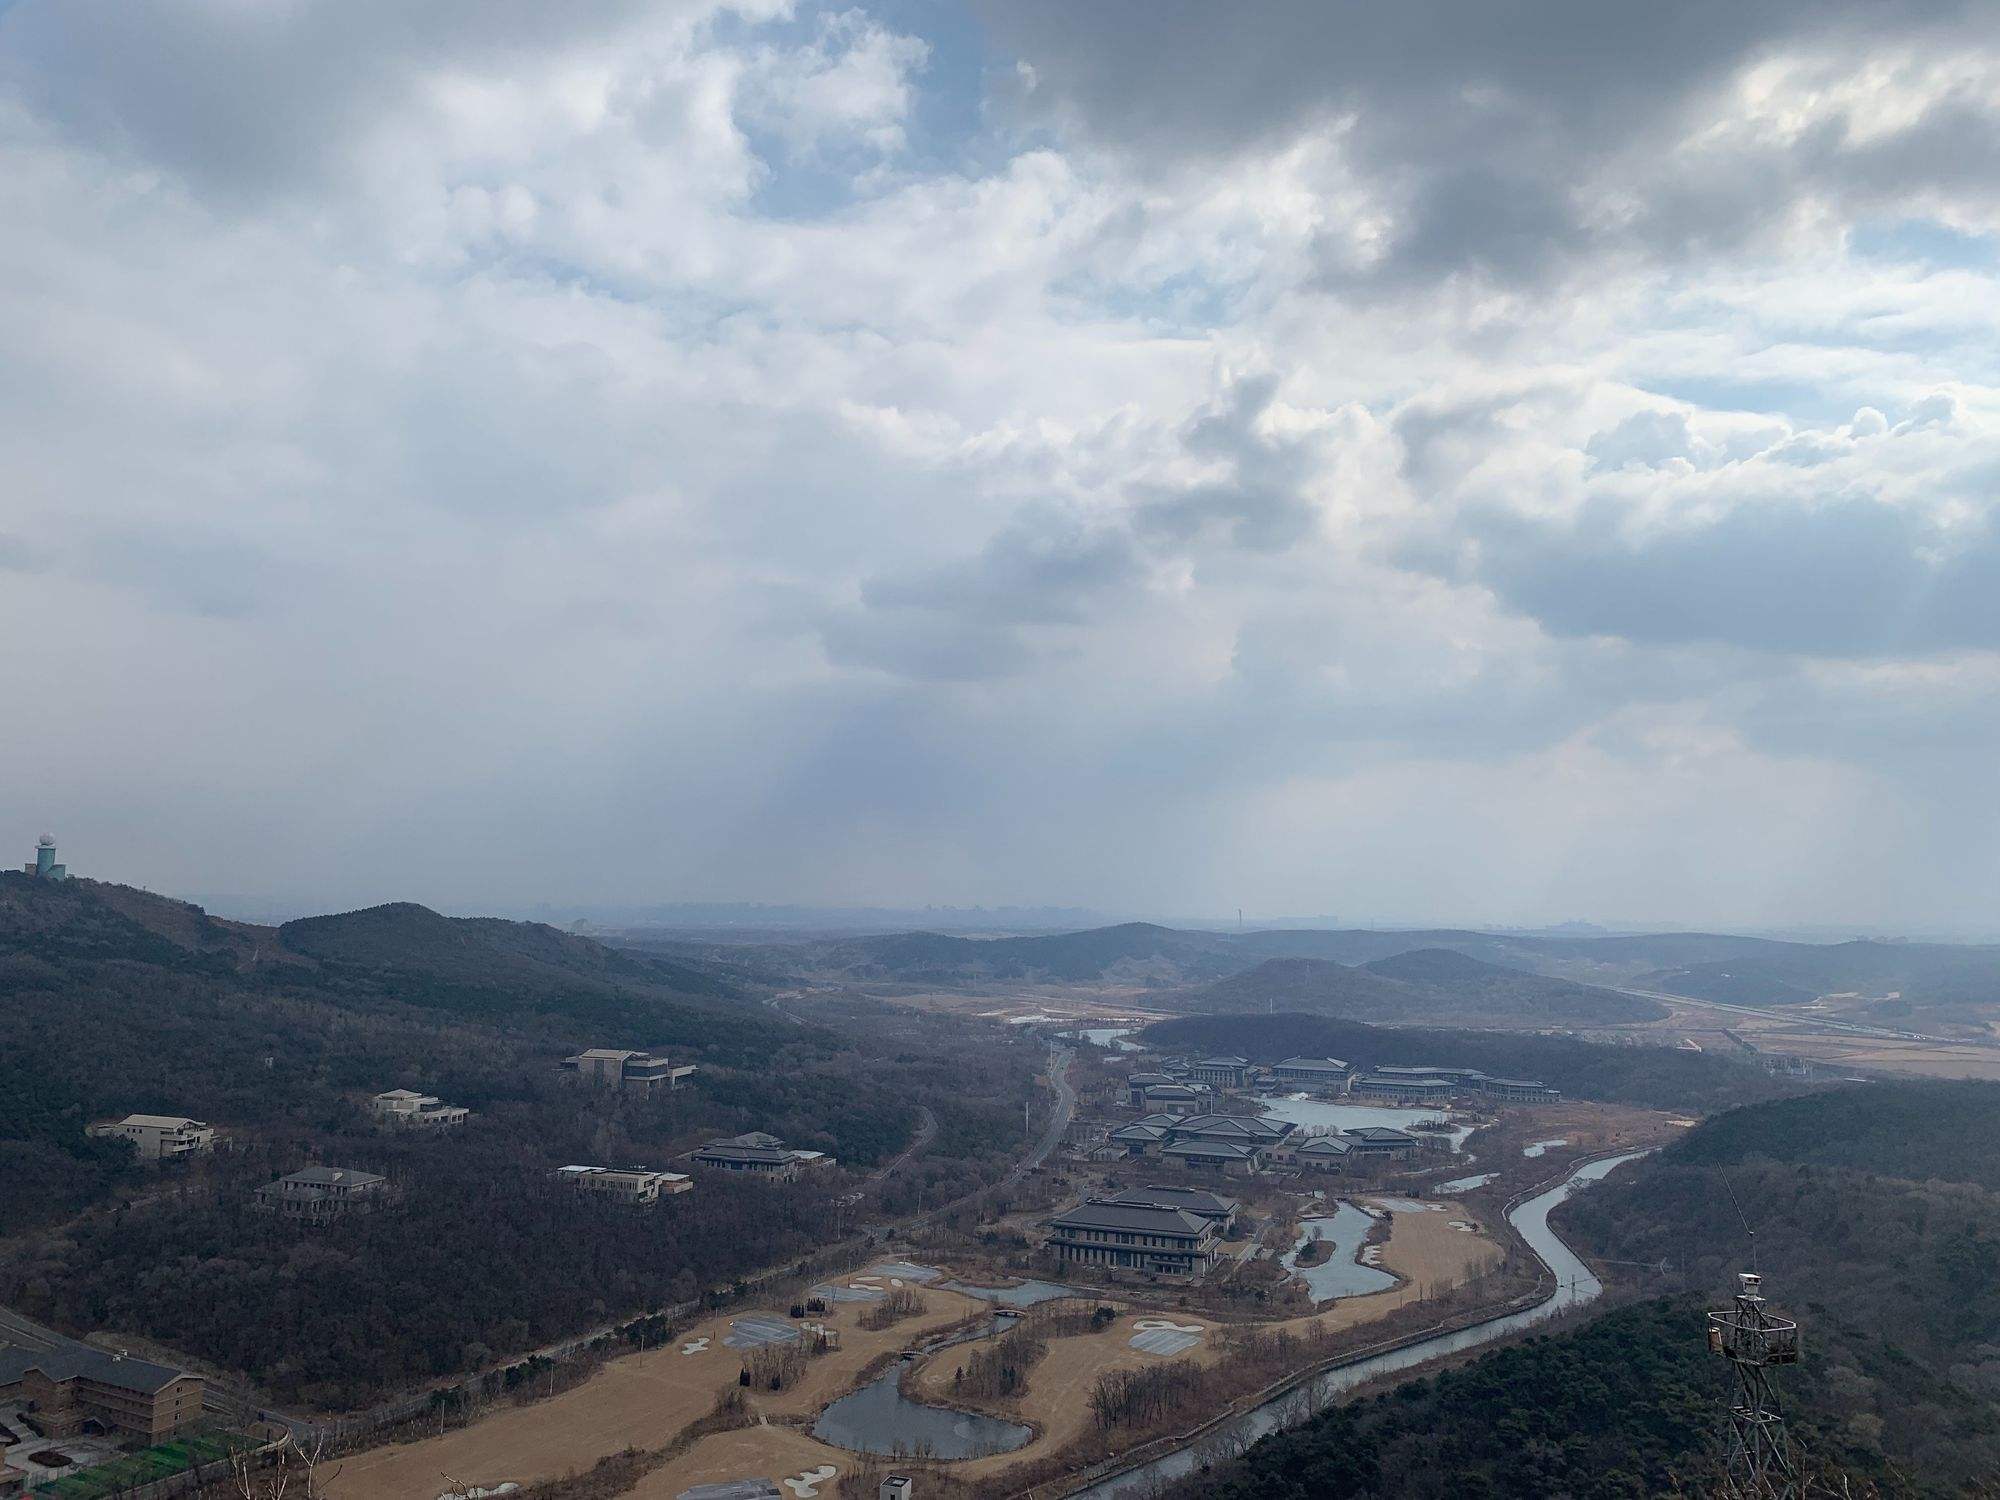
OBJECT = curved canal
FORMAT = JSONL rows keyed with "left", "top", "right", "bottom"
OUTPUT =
{"left": 1071, "top": 1150, "right": 1650, "bottom": 1497}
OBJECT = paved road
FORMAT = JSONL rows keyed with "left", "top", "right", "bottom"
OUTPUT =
{"left": 1618, "top": 985, "right": 1968, "bottom": 1046}
{"left": 861, "top": 1104, "right": 937, "bottom": 1188}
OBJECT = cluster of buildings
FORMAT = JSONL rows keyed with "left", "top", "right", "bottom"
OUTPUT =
{"left": 1124, "top": 1054, "right": 1558, "bottom": 1107}
{"left": 0, "top": 1346, "right": 204, "bottom": 1444}
{"left": 1350, "top": 1065, "right": 1560, "bottom": 1103}
{"left": 1105, "top": 1112, "right": 1427, "bottom": 1177}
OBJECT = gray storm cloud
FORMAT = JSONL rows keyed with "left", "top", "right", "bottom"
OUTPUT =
{"left": 2, "top": 0, "right": 1999, "bottom": 928}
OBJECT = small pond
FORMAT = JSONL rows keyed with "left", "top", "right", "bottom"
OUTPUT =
{"left": 1434, "top": 1173, "right": 1497, "bottom": 1193}
{"left": 1281, "top": 1202, "right": 1396, "bottom": 1302}
{"left": 1522, "top": 1138, "right": 1570, "bottom": 1158}
{"left": 812, "top": 1362, "right": 1035, "bottom": 1458}
{"left": 1075, "top": 1026, "right": 1142, "bottom": 1051}
{"left": 938, "top": 1277, "right": 1079, "bottom": 1307}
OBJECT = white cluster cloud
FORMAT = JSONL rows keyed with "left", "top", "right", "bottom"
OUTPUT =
{"left": 3, "top": 0, "right": 1999, "bottom": 927}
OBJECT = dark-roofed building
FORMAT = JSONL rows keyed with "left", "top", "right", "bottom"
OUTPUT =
{"left": 1286, "top": 1134, "right": 1355, "bottom": 1171}
{"left": 692, "top": 1133, "right": 833, "bottom": 1179}
{"left": 1271, "top": 1057, "right": 1351, "bottom": 1089}
{"left": 1160, "top": 1139, "right": 1263, "bottom": 1175}
{"left": 254, "top": 1166, "right": 390, "bottom": 1223}
{"left": 1099, "top": 1185, "right": 1240, "bottom": 1231}
{"left": 561, "top": 1048, "right": 696, "bottom": 1093}
{"left": 1142, "top": 1083, "right": 1209, "bottom": 1112}
{"left": 0, "top": 1346, "right": 204, "bottom": 1441}
{"left": 1352, "top": 1073, "right": 1455, "bottom": 1102}
{"left": 1046, "top": 1200, "right": 1220, "bottom": 1277}
{"left": 1342, "top": 1126, "right": 1422, "bottom": 1156}
{"left": 1108, "top": 1122, "right": 1168, "bottom": 1157}
{"left": 1474, "top": 1076, "right": 1561, "bottom": 1101}
{"left": 1163, "top": 1114, "right": 1292, "bottom": 1146}
{"left": 1124, "top": 1072, "right": 1176, "bottom": 1107}
{"left": 1186, "top": 1055, "right": 1250, "bottom": 1089}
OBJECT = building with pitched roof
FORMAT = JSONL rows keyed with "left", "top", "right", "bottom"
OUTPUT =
{"left": 1271, "top": 1056, "right": 1351, "bottom": 1089}
{"left": 85, "top": 1115, "right": 215, "bottom": 1161}
{"left": 1351, "top": 1073, "right": 1456, "bottom": 1102}
{"left": 1185, "top": 1055, "right": 1251, "bottom": 1089}
{"left": 1160, "top": 1139, "right": 1263, "bottom": 1175}
{"left": 1045, "top": 1199, "right": 1220, "bottom": 1277}
{"left": 253, "top": 1166, "right": 390, "bottom": 1222}
{"left": 1285, "top": 1134, "right": 1355, "bottom": 1171}
{"left": 369, "top": 1089, "right": 469, "bottom": 1129}
{"left": 691, "top": 1132, "right": 833, "bottom": 1179}
{"left": 0, "top": 1346, "right": 203, "bottom": 1441}
{"left": 560, "top": 1048, "right": 696, "bottom": 1093}
{"left": 553, "top": 1165, "right": 691, "bottom": 1204}
{"left": 1098, "top": 1185, "right": 1240, "bottom": 1231}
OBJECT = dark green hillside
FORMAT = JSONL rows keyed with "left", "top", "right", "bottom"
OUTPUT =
{"left": 1168, "top": 1299, "right": 1737, "bottom": 1500}
{"left": 1183, "top": 1080, "right": 2000, "bottom": 1498}
{"left": 1178, "top": 957, "right": 1433, "bottom": 1016}
{"left": 1362, "top": 947, "right": 1667, "bottom": 1023}
{"left": 1664, "top": 1078, "right": 2000, "bottom": 1192}
{"left": 1139, "top": 1011, "right": 1788, "bottom": 1111}
{"left": 1177, "top": 951, "right": 1666, "bottom": 1027}
{"left": 820, "top": 920, "right": 1239, "bottom": 985}
{"left": 278, "top": 901, "right": 737, "bottom": 1008}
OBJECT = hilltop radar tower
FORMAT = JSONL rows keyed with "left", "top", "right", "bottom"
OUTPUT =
{"left": 24, "top": 834, "right": 67, "bottom": 881}
{"left": 1707, "top": 1271, "right": 1802, "bottom": 1498}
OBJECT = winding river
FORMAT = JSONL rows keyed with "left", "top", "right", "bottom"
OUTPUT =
{"left": 1071, "top": 1150, "right": 1649, "bottom": 1497}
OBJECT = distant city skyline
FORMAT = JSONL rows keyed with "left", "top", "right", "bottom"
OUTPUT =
{"left": 6, "top": 1, "right": 2000, "bottom": 929}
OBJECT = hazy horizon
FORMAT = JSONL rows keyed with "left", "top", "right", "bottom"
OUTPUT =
{"left": 7, "top": 1, "right": 2000, "bottom": 930}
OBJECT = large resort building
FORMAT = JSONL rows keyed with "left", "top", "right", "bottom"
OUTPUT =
{"left": 553, "top": 1165, "right": 692, "bottom": 1204}
{"left": 0, "top": 1347, "right": 203, "bottom": 1442}
{"left": 369, "top": 1089, "right": 470, "bottom": 1129}
{"left": 1354, "top": 1066, "right": 1559, "bottom": 1102}
{"left": 85, "top": 1115, "right": 215, "bottom": 1161}
{"left": 1046, "top": 1200, "right": 1220, "bottom": 1278}
{"left": 561, "top": 1048, "right": 696, "bottom": 1093}
{"left": 254, "top": 1166, "right": 390, "bottom": 1223}
{"left": 692, "top": 1132, "right": 833, "bottom": 1179}
{"left": 1271, "top": 1056, "right": 1351, "bottom": 1088}
{"left": 1184, "top": 1055, "right": 1250, "bottom": 1089}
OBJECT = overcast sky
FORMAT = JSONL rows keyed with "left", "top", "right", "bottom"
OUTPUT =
{"left": 4, "top": 1, "right": 1999, "bottom": 929}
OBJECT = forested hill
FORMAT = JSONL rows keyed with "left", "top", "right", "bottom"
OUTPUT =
{"left": 1138, "top": 1011, "right": 1789, "bottom": 1111}
{"left": 0, "top": 874, "right": 740, "bottom": 1018}
{"left": 1184, "top": 1080, "right": 2000, "bottom": 1497}
{"left": 1174, "top": 950, "right": 1667, "bottom": 1026}
{"left": 276, "top": 900, "right": 737, "bottom": 1011}
{"left": 0, "top": 871, "right": 780, "bottom": 1235}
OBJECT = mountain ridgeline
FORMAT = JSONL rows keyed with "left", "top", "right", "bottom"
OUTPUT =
{"left": 726, "top": 917, "right": 2000, "bottom": 1029}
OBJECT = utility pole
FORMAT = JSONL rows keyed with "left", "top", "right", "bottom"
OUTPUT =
{"left": 1707, "top": 1272, "right": 1802, "bottom": 1498}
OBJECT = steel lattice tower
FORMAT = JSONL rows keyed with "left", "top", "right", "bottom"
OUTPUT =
{"left": 1706, "top": 1272, "right": 1802, "bottom": 1498}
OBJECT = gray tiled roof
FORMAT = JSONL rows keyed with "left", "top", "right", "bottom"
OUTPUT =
{"left": 1051, "top": 1201, "right": 1211, "bottom": 1237}
{"left": 271, "top": 1166, "right": 386, "bottom": 1187}
{"left": 0, "top": 1344, "right": 190, "bottom": 1395}
{"left": 1162, "top": 1139, "right": 1259, "bottom": 1159}
{"left": 1101, "top": 1186, "right": 1239, "bottom": 1216}
{"left": 1169, "top": 1114, "right": 1290, "bottom": 1140}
